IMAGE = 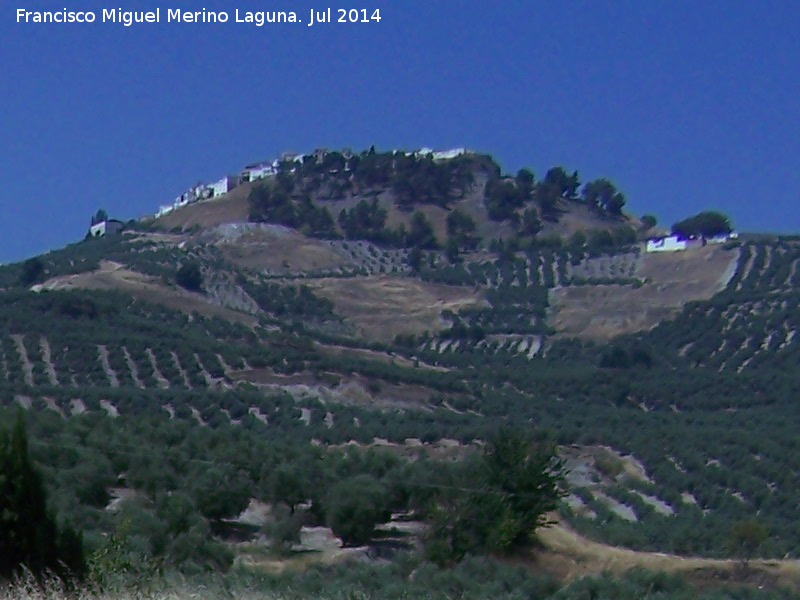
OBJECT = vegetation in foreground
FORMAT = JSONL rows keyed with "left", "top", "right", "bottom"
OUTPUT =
{"left": 1, "top": 561, "right": 797, "bottom": 600}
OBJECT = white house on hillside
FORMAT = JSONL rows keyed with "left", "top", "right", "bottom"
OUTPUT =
{"left": 240, "top": 161, "right": 276, "bottom": 183}
{"left": 406, "top": 147, "right": 471, "bottom": 161}
{"left": 707, "top": 232, "right": 739, "bottom": 245}
{"left": 646, "top": 235, "right": 687, "bottom": 253}
{"left": 646, "top": 232, "right": 738, "bottom": 253}
{"left": 89, "top": 219, "right": 123, "bottom": 237}
{"left": 209, "top": 175, "right": 238, "bottom": 197}
{"left": 432, "top": 148, "right": 468, "bottom": 161}
{"left": 156, "top": 204, "right": 174, "bottom": 218}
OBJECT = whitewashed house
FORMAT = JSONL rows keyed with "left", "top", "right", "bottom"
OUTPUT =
{"left": 209, "top": 176, "right": 238, "bottom": 198}
{"left": 155, "top": 204, "right": 174, "bottom": 218}
{"left": 646, "top": 235, "right": 687, "bottom": 253}
{"left": 707, "top": 232, "right": 738, "bottom": 245}
{"left": 241, "top": 161, "right": 275, "bottom": 182}
{"left": 89, "top": 219, "right": 124, "bottom": 237}
{"left": 432, "top": 148, "right": 468, "bottom": 161}
{"left": 407, "top": 147, "right": 470, "bottom": 161}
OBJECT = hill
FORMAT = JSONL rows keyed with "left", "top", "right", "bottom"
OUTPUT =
{"left": 1, "top": 146, "right": 797, "bottom": 594}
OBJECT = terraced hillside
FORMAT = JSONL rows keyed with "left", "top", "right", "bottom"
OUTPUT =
{"left": 3, "top": 149, "right": 797, "bottom": 582}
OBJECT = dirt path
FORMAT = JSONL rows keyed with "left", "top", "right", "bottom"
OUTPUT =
{"left": 736, "top": 247, "right": 758, "bottom": 291}
{"left": 122, "top": 347, "right": 145, "bottom": 389}
{"left": 10, "top": 335, "right": 34, "bottom": 387}
{"left": 172, "top": 351, "right": 192, "bottom": 388}
{"left": 40, "top": 337, "right": 59, "bottom": 386}
{"left": 147, "top": 348, "right": 170, "bottom": 388}
{"left": 97, "top": 345, "right": 120, "bottom": 388}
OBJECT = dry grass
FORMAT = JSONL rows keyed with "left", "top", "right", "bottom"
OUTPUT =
{"left": 316, "top": 342, "right": 451, "bottom": 372}
{"left": 534, "top": 518, "right": 800, "bottom": 590}
{"left": 34, "top": 261, "right": 257, "bottom": 326}
{"left": 304, "top": 275, "right": 488, "bottom": 340}
{"left": 551, "top": 245, "right": 739, "bottom": 339}
{"left": 150, "top": 183, "right": 255, "bottom": 231}
{"left": 215, "top": 227, "right": 348, "bottom": 273}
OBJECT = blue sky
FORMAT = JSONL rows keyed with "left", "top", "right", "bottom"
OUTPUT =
{"left": 1, "top": 0, "right": 799, "bottom": 262}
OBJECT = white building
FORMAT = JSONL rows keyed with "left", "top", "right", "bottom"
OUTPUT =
{"left": 646, "top": 235, "right": 687, "bottom": 253}
{"left": 707, "top": 232, "right": 738, "bottom": 245}
{"left": 89, "top": 219, "right": 123, "bottom": 237}
{"left": 432, "top": 148, "right": 468, "bottom": 161}
{"left": 408, "top": 147, "right": 470, "bottom": 161}
{"left": 155, "top": 204, "right": 174, "bottom": 218}
{"left": 209, "top": 175, "right": 238, "bottom": 198}
{"left": 241, "top": 161, "right": 275, "bottom": 182}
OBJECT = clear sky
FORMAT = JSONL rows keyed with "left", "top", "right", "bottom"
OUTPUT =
{"left": 1, "top": 0, "right": 799, "bottom": 262}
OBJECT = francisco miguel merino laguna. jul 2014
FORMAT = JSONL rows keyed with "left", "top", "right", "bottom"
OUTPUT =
{"left": 16, "top": 7, "right": 382, "bottom": 26}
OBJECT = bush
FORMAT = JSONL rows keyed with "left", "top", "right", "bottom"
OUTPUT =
{"left": 176, "top": 262, "right": 203, "bottom": 292}
{"left": 324, "top": 475, "right": 390, "bottom": 546}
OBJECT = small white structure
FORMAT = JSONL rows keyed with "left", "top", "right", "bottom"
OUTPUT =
{"left": 707, "top": 234, "right": 728, "bottom": 245}
{"left": 155, "top": 204, "right": 174, "bottom": 218}
{"left": 707, "top": 231, "right": 739, "bottom": 245}
{"left": 432, "top": 148, "right": 468, "bottom": 161}
{"left": 89, "top": 219, "right": 123, "bottom": 237}
{"left": 408, "top": 147, "right": 470, "bottom": 161}
{"left": 241, "top": 161, "right": 275, "bottom": 182}
{"left": 646, "top": 235, "right": 687, "bottom": 253}
{"left": 208, "top": 175, "right": 238, "bottom": 198}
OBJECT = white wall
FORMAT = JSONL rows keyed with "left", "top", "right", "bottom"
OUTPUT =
{"left": 246, "top": 165, "right": 275, "bottom": 181}
{"left": 646, "top": 236, "right": 687, "bottom": 252}
{"left": 432, "top": 148, "right": 467, "bottom": 161}
{"left": 209, "top": 176, "right": 234, "bottom": 197}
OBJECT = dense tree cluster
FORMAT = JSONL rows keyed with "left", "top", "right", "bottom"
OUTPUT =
{"left": 248, "top": 181, "right": 337, "bottom": 238}
{"left": 0, "top": 412, "right": 85, "bottom": 581}
{"left": 582, "top": 178, "right": 626, "bottom": 215}
{"left": 672, "top": 211, "right": 732, "bottom": 238}
{"left": 176, "top": 261, "right": 203, "bottom": 292}
{"left": 424, "top": 431, "right": 564, "bottom": 564}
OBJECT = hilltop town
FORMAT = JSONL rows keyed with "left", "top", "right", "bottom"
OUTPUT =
{"left": 153, "top": 147, "right": 470, "bottom": 220}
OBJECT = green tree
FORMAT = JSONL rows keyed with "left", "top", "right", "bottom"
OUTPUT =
{"left": 519, "top": 208, "right": 542, "bottom": 237}
{"left": 19, "top": 257, "right": 45, "bottom": 286}
{"left": 270, "top": 465, "right": 307, "bottom": 514}
{"left": 484, "top": 179, "right": 525, "bottom": 221}
{"left": 672, "top": 211, "right": 732, "bottom": 238}
{"left": 176, "top": 261, "right": 203, "bottom": 292}
{"left": 567, "top": 231, "right": 587, "bottom": 255}
{"left": 542, "top": 166, "right": 580, "bottom": 200}
{"left": 424, "top": 429, "right": 565, "bottom": 564}
{"left": 91, "top": 209, "right": 109, "bottom": 225}
{"left": 445, "top": 237, "right": 461, "bottom": 264}
{"left": 407, "top": 211, "right": 438, "bottom": 249}
{"left": 727, "top": 519, "right": 767, "bottom": 569}
{"left": 191, "top": 467, "right": 251, "bottom": 522}
{"left": 640, "top": 214, "right": 658, "bottom": 230}
{"left": 515, "top": 168, "right": 535, "bottom": 201}
{"left": 582, "top": 178, "right": 626, "bottom": 215}
{"left": 0, "top": 412, "right": 86, "bottom": 580}
{"left": 407, "top": 246, "right": 424, "bottom": 272}
{"left": 324, "top": 475, "right": 390, "bottom": 546}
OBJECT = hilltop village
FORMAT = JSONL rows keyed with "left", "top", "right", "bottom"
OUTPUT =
{"left": 153, "top": 147, "right": 470, "bottom": 220}
{"left": 84, "top": 146, "right": 738, "bottom": 253}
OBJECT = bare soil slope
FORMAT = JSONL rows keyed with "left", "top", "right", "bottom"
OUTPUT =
{"left": 551, "top": 245, "right": 739, "bottom": 339}
{"left": 150, "top": 182, "right": 256, "bottom": 230}
{"left": 34, "top": 260, "right": 257, "bottom": 325}
{"left": 536, "top": 519, "right": 799, "bottom": 590}
{"left": 204, "top": 223, "right": 351, "bottom": 273}
{"left": 304, "top": 275, "right": 488, "bottom": 339}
